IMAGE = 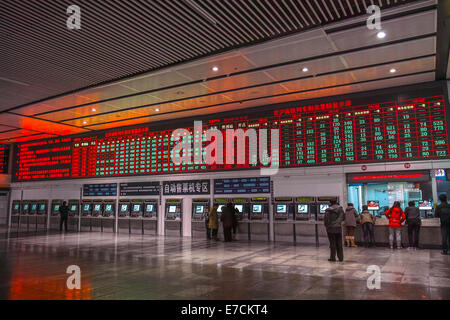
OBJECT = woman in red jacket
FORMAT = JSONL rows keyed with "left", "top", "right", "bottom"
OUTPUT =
{"left": 385, "top": 201, "right": 406, "bottom": 249}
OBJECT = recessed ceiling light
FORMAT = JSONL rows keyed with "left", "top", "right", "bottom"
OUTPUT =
{"left": 155, "top": 108, "right": 160, "bottom": 112}
{"left": 91, "top": 108, "right": 96, "bottom": 112}
{"left": 83, "top": 121, "right": 87, "bottom": 124}
{"left": 302, "top": 67, "right": 308, "bottom": 72}
{"left": 390, "top": 68, "right": 397, "bottom": 73}
{"left": 212, "top": 66, "right": 219, "bottom": 72}
{"left": 377, "top": 31, "right": 386, "bottom": 39}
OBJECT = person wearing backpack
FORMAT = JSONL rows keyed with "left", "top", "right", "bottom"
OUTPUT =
{"left": 435, "top": 194, "right": 450, "bottom": 255}
{"left": 384, "top": 201, "right": 406, "bottom": 249}
{"left": 405, "top": 201, "right": 421, "bottom": 250}
{"left": 357, "top": 205, "right": 376, "bottom": 247}
{"left": 324, "top": 199, "right": 345, "bottom": 262}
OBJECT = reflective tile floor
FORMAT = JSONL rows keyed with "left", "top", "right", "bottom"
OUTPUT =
{"left": 1, "top": 228, "right": 450, "bottom": 300}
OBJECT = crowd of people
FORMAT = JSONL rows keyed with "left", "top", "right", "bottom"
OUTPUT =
{"left": 324, "top": 194, "right": 450, "bottom": 262}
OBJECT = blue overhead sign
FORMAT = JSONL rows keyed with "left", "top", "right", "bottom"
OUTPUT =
{"left": 214, "top": 177, "right": 270, "bottom": 194}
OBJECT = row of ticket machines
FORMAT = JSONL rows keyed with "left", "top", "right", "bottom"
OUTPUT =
{"left": 11, "top": 196, "right": 336, "bottom": 221}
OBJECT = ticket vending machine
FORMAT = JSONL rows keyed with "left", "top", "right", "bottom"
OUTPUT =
{"left": 143, "top": 199, "right": 158, "bottom": 235}
{"left": 91, "top": 201, "right": 103, "bottom": 217}
{"left": 165, "top": 199, "right": 182, "bottom": 237}
{"left": 250, "top": 198, "right": 269, "bottom": 220}
{"left": 68, "top": 200, "right": 79, "bottom": 216}
{"left": 81, "top": 200, "right": 92, "bottom": 216}
{"left": 51, "top": 200, "right": 63, "bottom": 216}
{"left": 101, "top": 200, "right": 115, "bottom": 232}
{"left": 295, "top": 197, "right": 315, "bottom": 221}
{"left": 67, "top": 199, "right": 79, "bottom": 231}
{"left": 316, "top": 196, "right": 337, "bottom": 220}
{"left": 192, "top": 199, "right": 209, "bottom": 221}
{"left": 28, "top": 201, "right": 38, "bottom": 231}
{"left": 50, "top": 199, "right": 63, "bottom": 230}
{"left": 249, "top": 198, "right": 269, "bottom": 241}
{"left": 273, "top": 197, "right": 294, "bottom": 220}
{"left": 143, "top": 200, "right": 158, "bottom": 218}
{"left": 232, "top": 198, "right": 249, "bottom": 221}
{"left": 214, "top": 198, "right": 229, "bottom": 218}
{"left": 102, "top": 200, "right": 115, "bottom": 217}
{"left": 29, "top": 201, "right": 38, "bottom": 215}
{"left": 191, "top": 199, "right": 210, "bottom": 238}
{"left": 130, "top": 200, "right": 143, "bottom": 217}
{"left": 10, "top": 200, "right": 21, "bottom": 227}
{"left": 12, "top": 200, "right": 21, "bottom": 215}
{"left": 21, "top": 201, "right": 30, "bottom": 215}
{"left": 118, "top": 200, "right": 130, "bottom": 217}
{"left": 37, "top": 200, "right": 48, "bottom": 215}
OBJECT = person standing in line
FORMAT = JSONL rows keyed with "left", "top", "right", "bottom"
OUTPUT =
{"left": 405, "top": 201, "right": 421, "bottom": 250}
{"left": 435, "top": 194, "right": 450, "bottom": 255}
{"left": 205, "top": 205, "right": 211, "bottom": 240}
{"left": 385, "top": 201, "right": 406, "bottom": 249}
{"left": 358, "top": 205, "right": 376, "bottom": 247}
{"left": 59, "top": 201, "right": 69, "bottom": 232}
{"left": 232, "top": 206, "right": 239, "bottom": 241}
{"left": 208, "top": 204, "right": 219, "bottom": 241}
{"left": 221, "top": 202, "right": 234, "bottom": 242}
{"left": 344, "top": 203, "right": 359, "bottom": 247}
{"left": 324, "top": 199, "right": 345, "bottom": 262}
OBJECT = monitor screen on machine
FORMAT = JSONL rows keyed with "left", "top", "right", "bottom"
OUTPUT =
{"left": 217, "top": 204, "right": 225, "bottom": 212}
{"left": 252, "top": 204, "right": 262, "bottom": 213}
{"left": 195, "top": 205, "right": 204, "bottom": 213}
{"left": 297, "top": 204, "right": 308, "bottom": 213}
{"left": 319, "top": 204, "right": 329, "bottom": 213}
{"left": 121, "top": 204, "right": 128, "bottom": 212}
{"left": 276, "top": 205, "right": 287, "bottom": 213}
{"left": 146, "top": 204, "right": 153, "bottom": 212}
{"left": 234, "top": 204, "right": 243, "bottom": 212}
{"left": 169, "top": 205, "right": 177, "bottom": 213}
{"left": 133, "top": 205, "right": 141, "bottom": 212}
{"left": 105, "top": 204, "right": 112, "bottom": 211}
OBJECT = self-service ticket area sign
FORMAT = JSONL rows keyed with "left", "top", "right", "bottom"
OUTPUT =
{"left": 346, "top": 170, "right": 431, "bottom": 183}
{"left": 163, "top": 179, "right": 210, "bottom": 195}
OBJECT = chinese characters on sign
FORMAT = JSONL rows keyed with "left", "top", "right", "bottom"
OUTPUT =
{"left": 163, "top": 180, "right": 210, "bottom": 195}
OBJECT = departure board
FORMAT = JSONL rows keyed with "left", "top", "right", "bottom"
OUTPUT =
{"left": 0, "top": 144, "right": 9, "bottom": 174}
{"left": 12, "top": 92, "right": 450, "bottom": 182}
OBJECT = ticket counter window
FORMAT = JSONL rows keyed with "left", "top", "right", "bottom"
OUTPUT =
{"left": 348, "top": 181, "right": 432, "bottom": 217}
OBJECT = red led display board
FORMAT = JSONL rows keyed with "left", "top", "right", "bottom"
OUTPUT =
{"left": 0, "top": 144, "right": 9, "bottom": 174}
{"left": 12, "top": 92, "right": 450, "bottom": 182}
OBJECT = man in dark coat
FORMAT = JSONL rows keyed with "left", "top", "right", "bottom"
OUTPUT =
{"left": 435, "top": 194, "right": 450, "bottom": 255}
{"left": 59, "top": 201, "right": 69, "bottom": 232}
{"left": 324, "top": 199, "right": 345, "bottom": 262}
{"left": 221, "top": 203, "right": 234, "bottom": 242}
